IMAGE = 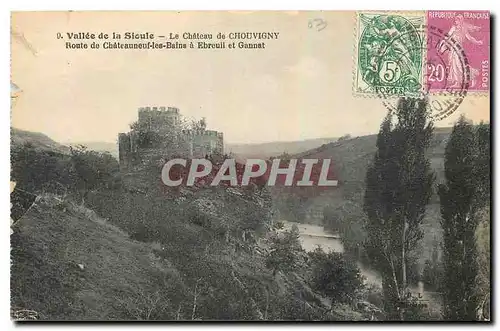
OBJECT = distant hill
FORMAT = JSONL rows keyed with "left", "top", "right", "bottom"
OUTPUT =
{"left": 63, "top": 138, "right": 336, "bottom": 162}
{"left": 11, "top": 126, "right": 452, "bottom": 181}
{"left": 225, "top": 137, "right": 338, "bottom": 159}
{"left": 295, "top": 127, "right": 453, "bottom": 189}
{"left": 11, "top": 128, "right": 70, "bottom": 154}
{"left": 70, "top": 141, "right": 119, "bottom": 159}
{"left": 270, "top": 127, "right": 453, "bottom": 225}
{"left": 10, "top": 129, "right": 119, "bottom": 158}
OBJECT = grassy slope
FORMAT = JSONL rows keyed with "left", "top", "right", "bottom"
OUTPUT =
{"left": 11, "top": 128, "right": 70, "bottom": 154}
{"left": 295, "top": 127, "right": 453, "bottom": 188}
{"left": 10, "top": 194, "right": 187, "bottom": 320}
{"left": 86, "top": 161, "right": 356, "bottom": 320}
{"left": 11, "top": 189, "right": 363, "bottom": 321}
{"left": 18, "top": 127, "right": 458, "bottom": 320}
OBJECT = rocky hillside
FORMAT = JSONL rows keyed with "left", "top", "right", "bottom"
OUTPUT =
{"left": 11, "top": 194, "right": 186, "bottom": 320}
{"left": 11, "top": 128, "right": 374, "bottom": 321}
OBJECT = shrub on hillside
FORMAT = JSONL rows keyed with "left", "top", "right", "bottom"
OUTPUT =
{"left": 322, "top": 201, "right": 368, "bottom": 262}
{"left": 69, "top": 144, "right": 120, "bottom": 192}
{"left": 265, "top": 226, "right": 304, "bottom": 276}
{"left": 10, "top": 143, "right": 75, "bottom": 193}
{"left": 338, "top": 134, "right": 352, "bottom": 142}
{"left": 11, "top": 142, "right": 120, "bottom": 196}
{"left": 308, "top": 247, "right": 364, "bottom": 305}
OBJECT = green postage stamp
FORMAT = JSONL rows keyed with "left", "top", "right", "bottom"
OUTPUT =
{"left": 353, "top": 12, "right": 426, "bottom": 97}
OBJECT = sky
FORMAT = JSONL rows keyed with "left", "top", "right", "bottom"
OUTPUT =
{"left": 11, "top": 11, "right": 490, "bottom": 144}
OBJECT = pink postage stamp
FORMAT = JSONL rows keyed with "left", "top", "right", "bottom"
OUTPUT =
{"left": 426, "top": 11, "right": 490, "bottom": 93}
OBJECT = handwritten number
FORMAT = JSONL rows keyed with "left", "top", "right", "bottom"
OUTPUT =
{"left": 308, "top": 18, "right": 327, "bottom": 32}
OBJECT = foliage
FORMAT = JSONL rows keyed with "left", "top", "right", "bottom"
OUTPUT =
{"left": 422, "top": 238, "right": 444, "bottom": 292}
{"left": 323, "top": 200, "right": 367, "bottom": 262}
{"left": 475, "top": 207, "right": 490, "bottom": 321}
{"left": 475, "top": 122, "right": 491, "bottom": 202}
{"left": 270, "top": 152, "right": 292, "bottom": 161}
{"left": 308, "top": 247, "right": 364, "bottom": 304}
{"left": 265, "top": 226, "right": 304, "bottom": 276}
{"left": 438, "top": 117, "right": 490, "bottom": 320}
{"left": 273, "top": 220, "right": 285, "bottom": 230}
{"left": 136, "top": 130, "right": 163, "bottom": 148}
{"left": 10, "top": 142, "right": 75, "bottom": 193}
{"left": 11, "top": 130, "right": 382, "bottom": 321}
{"left": 10, "top": 142, "right": 120, "bottom": 195}
{"left": 322, "top": 205, "right": 341, "bottom": 231}
{"left": 276, "top": 195, "right": 308, "bottom": 223}
{"left": 363, "top": 98, "right": 435, "bottom": 320}
{"left": 69, "top": 144, "right": 120, "bottom": 193}
{"left": 190, "top": 117, "right": 207, "bottom": 132}
{"left": 338, "top": 134, "right": 352, "bottom": 142}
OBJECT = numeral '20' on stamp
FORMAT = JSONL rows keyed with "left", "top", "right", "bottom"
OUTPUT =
{"left": 426, "top": 11, "right": 490, "bottom": 93}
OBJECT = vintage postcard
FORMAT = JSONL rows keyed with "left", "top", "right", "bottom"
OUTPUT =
{"left": 10, "top": 11, "right": 491, "bottom": 322}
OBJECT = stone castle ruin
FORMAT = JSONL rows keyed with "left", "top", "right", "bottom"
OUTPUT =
{"left": 118, "top": 106, "right": 223, "bottom": 169}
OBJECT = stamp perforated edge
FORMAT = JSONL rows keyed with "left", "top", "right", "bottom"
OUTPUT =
{"left": 351, "top": 10, "right": 427, "bottom": 99}
{"left": 425, "top": 10, "right": 490, "bottom": 97}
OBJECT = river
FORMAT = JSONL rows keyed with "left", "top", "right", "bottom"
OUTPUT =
{"left": 280, "top": 220, "right": 383, "bottom": 287}
{"left": 279, "top": 219, "right": 445, "bottom": 319}
{"left": 280, "top": 220, "right": 344, "bottom": 253}
{"left": 281, "top": 220, "right": 439, "bottom": 309}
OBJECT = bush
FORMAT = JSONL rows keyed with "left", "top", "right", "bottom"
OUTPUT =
{"left": 308, "top": 247, "right": 364, "bottom": 305}
{"left": 69, "top": 145, "right": 120, "bottom": 193}
{"left": 338, "top": 134, "right": 352, "bottom": 142}
{"left": 322, "top": 201, "right": 367, "bottom": 262}
{"left": 11, "top": 143, "right": 120, "bottom": 196}
{"left": 265, "top": 226, "right": 304, "bottom": 276}
{"left": 10, "top": 143, "right": 75, "bottom": 193}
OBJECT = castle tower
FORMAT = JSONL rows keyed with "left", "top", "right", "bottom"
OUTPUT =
{"left": 137, "top": 106, "right": 180, "bottom": 132}
{"left": 118, "top": 106, "right": 224, "bottom": 169}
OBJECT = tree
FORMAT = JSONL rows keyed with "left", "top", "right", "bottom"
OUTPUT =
{"left": 265, "top": 225, "right": 303, "bottom": 276}
{"left": 363, "top": 98, "right": 434, "bottom": 320}
{"left": 338, "top": 134, "right": 352, "bottom": 142}
{"left": 308, "top": 247, "right": 364, "bottom": 304}
{"left": 276, "top": 152, "right": 291, "bottom": 161}
{"left": 69, "top": 145, "right": 120, "bottom": 201}
{"left": 323, "top": 201, "right": 367, "bottom": 262}
{"left": 190, "top": 117, "right": 207, "bottom": 132}
{"left": 438, "top": 117, "right": 490, "bottom": 320}
{"left": 422, "top": 236, "right": 444, "bottom": 292}
{"left": 475, "top": 207, "right": 490, "bottom": 321}
{"left": 11, "top": 142, "right": 75, "bottom": 193}
{"left": 475, "top": 122, "right": 490, "bottom": 203}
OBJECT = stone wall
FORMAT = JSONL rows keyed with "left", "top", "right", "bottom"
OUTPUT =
{"left": 183, "top": 129, "right": 224, "bottom": 158}
{"left": 119, "top": 106, "right": 224, "bottom": 169}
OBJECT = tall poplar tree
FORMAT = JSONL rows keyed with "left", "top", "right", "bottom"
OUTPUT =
{"left": 363, "top": 98, "right": 434, "bottom": 320}
{"left": 439, "top": 117, "right": 490, "bottom": 320}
